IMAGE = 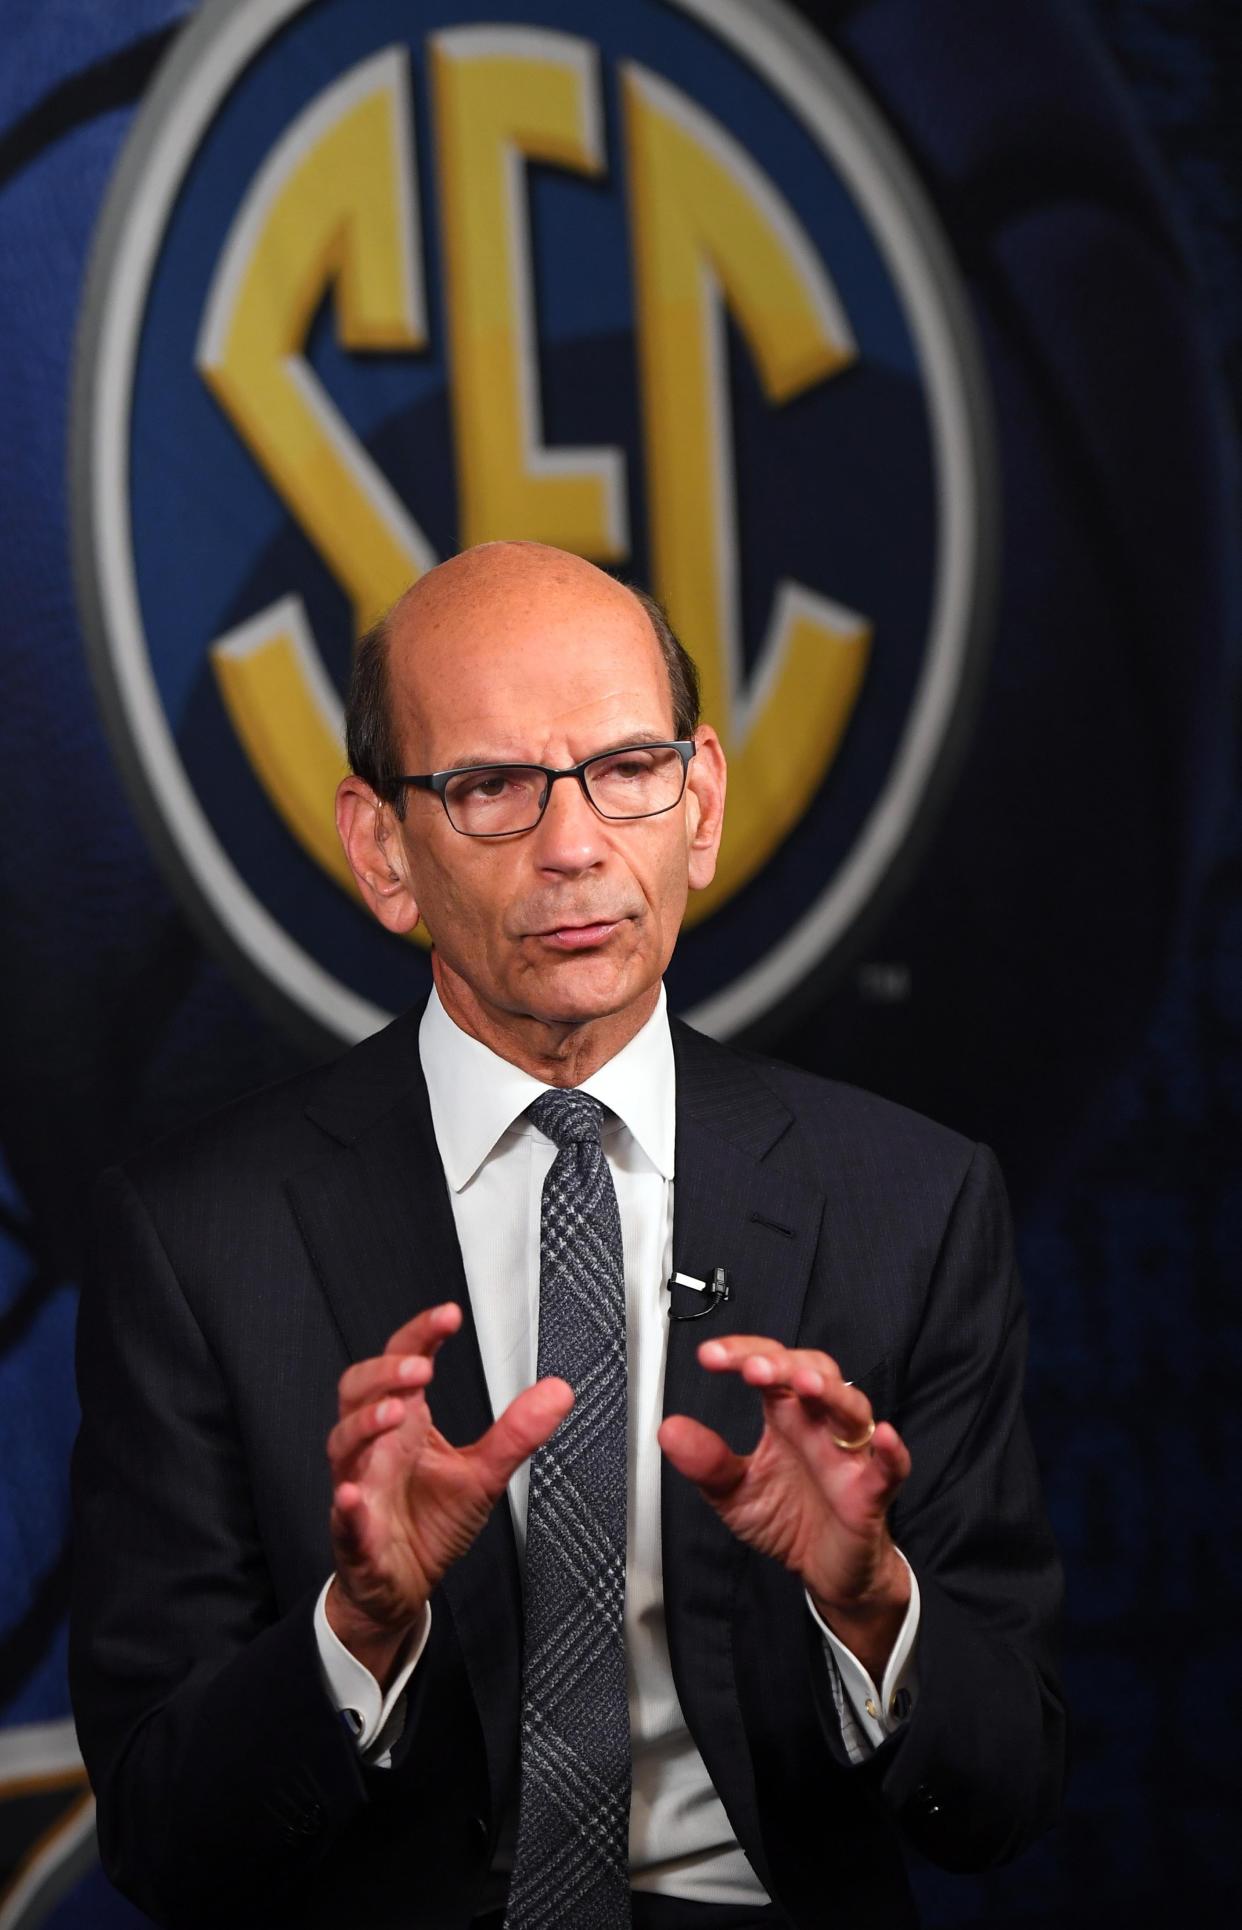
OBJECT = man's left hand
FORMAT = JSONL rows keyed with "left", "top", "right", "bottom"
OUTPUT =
{"left": 658, "top": 1336, "right": 912, "bottom": 1682}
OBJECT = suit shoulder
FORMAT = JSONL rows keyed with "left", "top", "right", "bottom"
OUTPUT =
{"left": 118, "top": 1068, "right": 321, "bottom": 1196}
{"left": 766, "top": 1057, "right": 973, "bottom": 1165}
{"left": 673, "top": 1019, "right": 979, "bottom": 1191}
{"left": 109, "top": 1008, "right": 424, "bottom": 1207}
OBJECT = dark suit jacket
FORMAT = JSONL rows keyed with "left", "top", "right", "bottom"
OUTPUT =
{"left": 70, "top": 1011, "right": 1065, "bottom": 1930}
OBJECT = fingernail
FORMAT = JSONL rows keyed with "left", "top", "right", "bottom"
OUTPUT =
{"left": 700, "top": 1341, "right": 726, "bottom": 1363}
{"left": 377, "top": 1400, "right": 396, "bottom": 1424}
{"left": 398, "top": 1356, "right": 420, "bottom": 1381}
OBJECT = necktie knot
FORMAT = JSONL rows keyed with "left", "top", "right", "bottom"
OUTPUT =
{"left": 528, "top": 1086, "right": 605, "bottom": 1150}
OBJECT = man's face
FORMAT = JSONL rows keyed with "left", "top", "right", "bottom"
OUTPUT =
{"left": 364, "top": 548, "right": 724, "bottom": 1039}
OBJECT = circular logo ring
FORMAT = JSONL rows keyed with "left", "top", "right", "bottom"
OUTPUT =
{"left": 73, "top": 0, "right": 997, "bottom": 1046}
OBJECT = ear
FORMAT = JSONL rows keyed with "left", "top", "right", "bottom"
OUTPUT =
{"left": 684, "top": 725, "right": 727, "bottom": 893}
{"left": 335, "top": 776, "right": 423, "bottom": 934}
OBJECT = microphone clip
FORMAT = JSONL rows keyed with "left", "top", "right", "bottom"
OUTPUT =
{"left": 667, "top": 1266, "right": 731, "bottom": 1322}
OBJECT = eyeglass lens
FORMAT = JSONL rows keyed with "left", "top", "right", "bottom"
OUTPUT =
{"left": 442, "top": 744, "right": 687, "bottom": 835}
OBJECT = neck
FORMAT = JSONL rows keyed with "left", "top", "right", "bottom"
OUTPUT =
{"left": 431, "top": 956, "right": 660, "bottom": 1085}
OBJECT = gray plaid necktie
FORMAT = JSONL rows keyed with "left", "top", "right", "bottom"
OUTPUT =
{"left": 504, "top": 1087, "right": 631, "bottom": 1930}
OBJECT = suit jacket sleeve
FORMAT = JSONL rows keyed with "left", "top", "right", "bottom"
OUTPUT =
{"left": 727, "top": 1130, "right": 1064, "bottom": 1929}
{"left": 69, "top": 1163, "right": 486, "bottom": 1929}
{"left": 820, "top": 1141, "right": 1065, "bottom": 1868}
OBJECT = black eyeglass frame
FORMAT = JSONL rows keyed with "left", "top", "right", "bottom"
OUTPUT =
{"left": 395, "top": 739, "right": 697, "bottom": 836}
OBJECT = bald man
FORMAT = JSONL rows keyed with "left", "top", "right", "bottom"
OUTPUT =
{"left": 71, "top": 545, "right": 1064, "bottom": 1930}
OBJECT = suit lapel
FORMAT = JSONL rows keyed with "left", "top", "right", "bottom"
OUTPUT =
{"left": 282, "top": 1009, "right": 829, "bottom": 1844}
{"left": 663, "top": 1023, "right": 824, "bottom": 1875}
{"left": 286, "top": 1010, "right": 522, "bottom": 1816}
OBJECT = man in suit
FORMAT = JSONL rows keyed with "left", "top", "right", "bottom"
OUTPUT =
{"left": 71, "top": 542, "right": 1064, "bottom": 1929}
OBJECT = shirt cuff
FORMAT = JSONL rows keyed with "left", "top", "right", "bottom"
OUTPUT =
{"left": 313, "top": 1577, "right": 431, "bottom": 1766}
{"left": 806, "top": 1549, "right": 920, "bottom": 1754}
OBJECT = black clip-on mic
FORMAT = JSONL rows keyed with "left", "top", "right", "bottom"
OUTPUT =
{"left": 667, "top": 1266, "right": 731, "bottom": 1322}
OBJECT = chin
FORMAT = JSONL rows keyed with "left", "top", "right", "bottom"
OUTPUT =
{"left": 519, "top": 952, "right": 655, "bottom": 1026}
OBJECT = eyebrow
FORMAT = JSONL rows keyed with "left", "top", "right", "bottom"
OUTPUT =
{"left": 431, "top": 730, "right": 676, "bottom": 773}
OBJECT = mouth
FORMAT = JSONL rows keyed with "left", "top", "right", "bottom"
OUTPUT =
{"left": 530, "top": 919, "right": 626, "bottom": 951}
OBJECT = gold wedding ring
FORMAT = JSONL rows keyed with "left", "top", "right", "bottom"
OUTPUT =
{"left": 830, "top": 1418, "right": 876, "bottom": 1453}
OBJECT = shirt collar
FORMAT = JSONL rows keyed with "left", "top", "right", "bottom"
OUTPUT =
{"left": 419, "top": 984, "right": 675, "bottom": 1191}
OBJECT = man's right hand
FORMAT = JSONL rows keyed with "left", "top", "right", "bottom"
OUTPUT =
{"left": 325, "top": 1302, "right": 573, "bottom": 1685}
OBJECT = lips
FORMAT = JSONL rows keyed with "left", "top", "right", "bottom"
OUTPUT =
{"left": 517, "top": 897, "right": 640, "bottom": 949}
{"left": 534, "top": 920, "right": 623, "bottom": 950}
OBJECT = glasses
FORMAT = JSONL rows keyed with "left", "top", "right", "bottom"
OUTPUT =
{"left": 398, "top": 740, "right": 696, "bottom": 837}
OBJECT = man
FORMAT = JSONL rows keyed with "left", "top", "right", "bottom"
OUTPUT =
{"left": 71, "top": 543, "right": 1064, "bottom": 1930}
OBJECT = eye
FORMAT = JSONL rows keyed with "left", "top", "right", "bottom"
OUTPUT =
{"left": 444, "top": 766, "right": 540, "bottom": 809}
{"left": 592, "top": 749, "right": 658, "bottom": 781}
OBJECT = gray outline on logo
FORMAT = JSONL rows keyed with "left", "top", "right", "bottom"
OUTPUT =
{"left": 72, "top": 0, "right": 997, "bottom": 1050}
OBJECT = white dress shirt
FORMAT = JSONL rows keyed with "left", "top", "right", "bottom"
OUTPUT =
{"left": 315, "top": 987, "right": 918, "bottom": 1901}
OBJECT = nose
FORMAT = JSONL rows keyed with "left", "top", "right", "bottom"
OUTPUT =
{"left": 530, "top": 770, "right": 606, "bottom": 873}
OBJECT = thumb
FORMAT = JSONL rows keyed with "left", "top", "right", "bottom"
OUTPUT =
{"left": 470, "top": 1378, "right": 574, "bottom": 1496}
{"left": 658, "top": 1414, "right": 747, "bottom": 1501}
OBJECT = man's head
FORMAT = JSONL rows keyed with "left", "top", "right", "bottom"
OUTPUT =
{"left": 336, "top": 542, "right": 726, "bottom": 1073}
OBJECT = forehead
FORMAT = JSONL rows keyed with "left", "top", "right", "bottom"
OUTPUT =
{"left": 388, "top": 562, "right": 672, "bottom": 760}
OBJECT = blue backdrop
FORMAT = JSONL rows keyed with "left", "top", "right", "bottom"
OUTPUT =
{"left": 0, "top": 2, "right": 1237, "bottom": 1924}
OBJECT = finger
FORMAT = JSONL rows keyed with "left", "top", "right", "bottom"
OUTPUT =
{"left": 782, "top": 1366, "right": 874, "bottom": 1436}
{"left": 788, "top": 1412, "right": 911, "bottom": 1508}
{"left": 698, "top": 1336, "right": 845, "bottom": 1390}
{"left": 761, "top": 1374, "right": 876, "bottom": 1456}
{"left": 339, "top": 1352, "right": 433, "bottom": 1416}
{"left": 327, "top": 1395, "right": 410, "bottom": 1476}
{"left": 836, "top": 1422, "right": 909, "bottom": 1512}
{"left": 382, "top": 1302, "right": 462, "bottom": 1359}
{"left": 657, "top": 1414, "right": 748, "bottom": 1500}
{"left": 744, "top": 1347, "right": 850, "bottom": 1399}
{"left": 705, "top": 1339, "right": 870, "bottom": 1435}
{"left": 698, "top": 1334, "right": 814, "bottom": 1371}
{"left": 468, "top": 1378, "right": 575, "bottom": 1495}
{"left": 783, "top": 1350, "right": 854, "bottom": 1397}
{"left": 870, "top": 1420, "right": 912, "bottom": 1487}
{"left": 330, "top": 1481, "right": 376, "bottom": 1565}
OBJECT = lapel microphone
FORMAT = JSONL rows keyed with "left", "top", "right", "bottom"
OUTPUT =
{"left": 667, "top": 1266, "right": 731, "bottom": 1322}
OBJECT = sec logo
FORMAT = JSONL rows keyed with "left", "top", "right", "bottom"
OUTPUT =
{"left": 72, "top": 0, "right": 994, "bottom": 1047}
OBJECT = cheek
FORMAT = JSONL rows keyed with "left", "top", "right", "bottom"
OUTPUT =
{"left": 661, "top": 863, "right": 691, "bottom": 936}
{"left": 415, "top": 844, "right": 513, "bottom": 952}
{"left": 636, "top": 830, "right": 691, "bottom": 936}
